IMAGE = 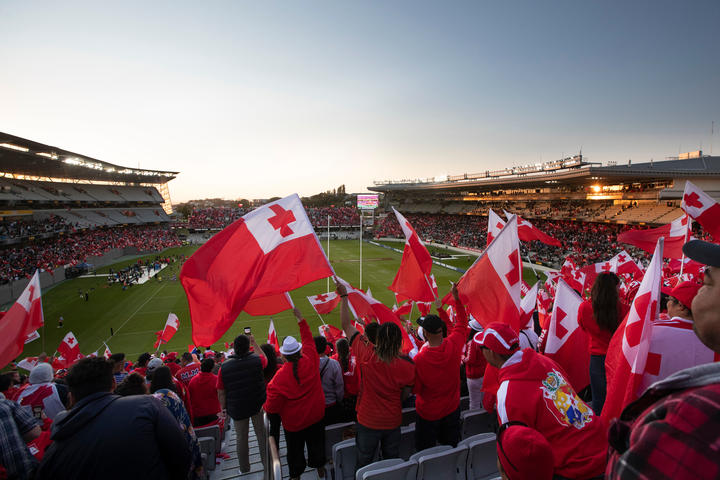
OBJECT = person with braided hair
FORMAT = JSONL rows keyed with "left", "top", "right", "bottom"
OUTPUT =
{"left": 337, "top": 282, "right": 415, "bottom": 471}
{"left": 264, "top": 307, "right": 326, "bottom": 479}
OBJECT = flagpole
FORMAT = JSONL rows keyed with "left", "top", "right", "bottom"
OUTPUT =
{"left": 423, "top": 274, "right": 438, "bottom": 300}
{"left": 155, "top": 321, "right": 168, "bottom": 354}
{"left": 327, "top": 215, "right": 331, "bottom": 292}
{"left": 316, "top": 312, "right": 327, "bottom": 325}
{"left": 42, "top": 324, "right": 45, "bottom": 353}
{"left": 680, "top": 214, "right": 691, "bottom": 277}
{"left": 526, "top": 254, "right": 539, "bottom": 281}
{"left": 359, "top": 209, "right": 363, "bottom": 289}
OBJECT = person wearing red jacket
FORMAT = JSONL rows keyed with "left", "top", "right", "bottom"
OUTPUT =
{"left": 264, "top": 308, "right": 326, "bottom": 480}
{"left": 337, "top": 282, "right": 415, "bottom": 471}
{"left": 463, "top": 317, "right": 487, "bottom": 410}
{"left": 577, "top": 272, "right": 629, "bottom": 414}
{"left": 413, "top": 285, "right": 469, "bottom": 450}
{"left": 477, "top": 322, "right": 607, "bottom": 479}
{"left": 188, "top": 358, "right": 221, "bottom": 427}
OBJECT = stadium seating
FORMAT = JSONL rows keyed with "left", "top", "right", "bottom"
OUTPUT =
{"left": 457, "top": 434, "right": 498, "bottom": 480}
{"left": 325, "top": 421, "right": 356, "bottom": 465}
{"left": 398, "top": 424, "right": 416, "bottom": 461}
{"left": 355, "top": 459, "right": 405, "bottom": 480}
{"left": 460, "top": 410, "right": 494, "bottom": 439}
{"left": 334, "top": 438, "right": 361, "bottom": 480}
{"left": 413, "top": 445, "right": 468, "bottom": 480}
{"left": 357, "top": 459, "right": 417, "bottom": 480}
{"left": 401, "top": 407, "right": 416, "bottom": 426}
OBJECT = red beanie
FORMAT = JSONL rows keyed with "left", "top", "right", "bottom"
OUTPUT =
{"left": 497, "top": 424, "right": 554, "bottom": 480}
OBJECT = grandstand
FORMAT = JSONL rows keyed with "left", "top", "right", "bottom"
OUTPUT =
{"left": 369, "top": 153, "right": 720, "bottom": 226}
{"left": 0, "top": 132, "right": 180, "bottom": 301}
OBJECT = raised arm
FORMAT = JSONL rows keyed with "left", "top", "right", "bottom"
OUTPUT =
{"left": 293, "top": 307, "right": 317, "bottom": 364}
{"left": 336, "top": 281, "right": 359, "bottom": 339}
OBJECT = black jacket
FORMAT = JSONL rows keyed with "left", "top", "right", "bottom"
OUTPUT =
{"left": 35, "top": 392, "right": 190, "bottom": 480}
{"left": 220, "top": 353, "right": 266, "bottom": 420}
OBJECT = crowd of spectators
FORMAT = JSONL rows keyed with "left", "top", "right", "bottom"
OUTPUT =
{"left": 186, "top": 207, "right": 248, "bottom": 229}
{"left": 0, "top": 216, "right": 71, "bottom": 241}
{"left": 0, "top": 226, "right": 181, "bottom": 283}
{"left": 306, "top": 206, "right": 360, "bottom": 227}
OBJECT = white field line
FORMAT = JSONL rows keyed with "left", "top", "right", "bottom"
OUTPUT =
{"left": 98, "top": 284, "right": 166, "bottom": 351}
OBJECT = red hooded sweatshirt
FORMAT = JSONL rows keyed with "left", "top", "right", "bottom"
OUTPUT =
{"left": 413, "top": 303, "right": 469, "bottom": 420}
{"left": 264, "top": 318, "right": 325, "bottom": 432}
{"left": 497, "top": 349, "right": 608, "bottom": 479}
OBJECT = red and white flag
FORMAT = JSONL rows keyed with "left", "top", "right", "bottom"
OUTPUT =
{"left": 181, "top": 194, "right": 334, "bottom": 346}
{"left": 244, "top": 292, "right": 294, "bottom": 316}
{"left": 103, "top": 343, "right": 112, "bottom": 359}
{"left": 307, "top": 291, "right": 341, "bottom": 315}
{"left": 519, "top": 282, "right": 539, "bottom": 329}
{"left": 392, "top": 300, "right": 413, "bottom": 316}
{"left": 25, "top": 330, "right": 40, "bottom": 345}
{"left": 603, "top": 238, "right": 664, "bottom": 422}
{"left": 0, "top": 270, "right": 44, "bottom": 369}
{"left": 154, "top": 313, "right": 180, "bottom": 349}
{"left": 486, "top": 209, "right": 505, "bottom": 246}
{"left": 444, "top": 215, "right": 522, "bottom": 331}
{"left": 681, "top": 180, "right": 720, "bottom": 241}
{"left": 560, "top": 258, "right": 586, "bottom": 294}
{"left": 389, "top": 208, "right": 435, "bottom": 302}
{"left": 618, "top": 214, "right": 691, "bottom": 259}
{"left": 612, "top": 249, "right": 645, "bottom": 279}
{"left": 57, "top": 331, "right": 83, "bottom": 367}
{"left": 319, "top": 323, "right": 345, "bottom": 348}
{"left": 544, "top": 279, "right": 590, "bottom": 392}
{"left": 582, "top": 257, "right": 618, "bottom": 288}
{"left": 17, "top": 357, "right": 39, "bottom": 371}
{"left": 268, "top": 318, "right": 279, "bottom": 353}
{"left": 504, "top": 210, "right": 562, "bottom": 247}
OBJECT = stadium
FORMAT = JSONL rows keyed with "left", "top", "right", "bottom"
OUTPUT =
{"left": 2, "top": 130, "right": 720, "bottom": 480}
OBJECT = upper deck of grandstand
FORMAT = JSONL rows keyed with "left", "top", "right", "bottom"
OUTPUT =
{"left": 369, "top": 153, "right": 720, "bottom": 199}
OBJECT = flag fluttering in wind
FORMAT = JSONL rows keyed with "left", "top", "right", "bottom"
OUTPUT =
{"left": 181, "top": 194, "right": 334, "bottom": 346}
{"left": 681, "top": 180, "right": 720, "bottom": 240}
{"left": 389, "top": 208, "right": 435, "bottom": 302}
{"left": 0, "top": 271, "right": 44, "bottom": 369}
{"left": 154, "top": 313, "right": 180, "bottom": 349}
{"left": 618, "top": 215, "right": 691, "bottom": 259}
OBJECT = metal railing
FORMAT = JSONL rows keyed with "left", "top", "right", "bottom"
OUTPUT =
{"left": 264, "top": 413, "right": 282, "bottom": 480}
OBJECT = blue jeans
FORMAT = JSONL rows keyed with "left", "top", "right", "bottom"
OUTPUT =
{"left": 355, "top": 423, "right": 401, "bottom": 470}
{"left": 589, "top": 354, "right": 607, "bottom": 415}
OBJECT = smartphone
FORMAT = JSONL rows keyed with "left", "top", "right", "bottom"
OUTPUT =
{"left": 244, "top": 327, "right": 251, "bottom": 334}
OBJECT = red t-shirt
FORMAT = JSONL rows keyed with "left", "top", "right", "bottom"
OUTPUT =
{"left": 175, "top": 362, "right": 201, "bottom": 386}
{"left": 331, "top": 353, "right": 359, "bottom": 397}
{"left": 188, "top": 371, "right": 221, "bottom": 419}
{"left": 166, "top": 362, "right": 181, "bottom": 376}
{"left": 577, "top": 300, "right": 629, "bottom": 355}
{"left": 351, "top": 333, "right": 415, "bottom": 430}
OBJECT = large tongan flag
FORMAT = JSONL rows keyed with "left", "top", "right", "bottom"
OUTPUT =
{"left": 389, "top": 208, "right": 435, "bottom": 302}
{"left": 57, "top": 331, "right": 83, "bottom": 367}
{"left": 504, "top": 211, "right": 562, "bottom": 247}
{"left": 307, "top": 291, "right": 341, "bottom": 315}
{"left": 681, "top": 180, "right": 720, "bottom": 241}
{"left": 244, "top": 292, "right": 294, "bottom": 316}
{"left": 618, "top": 214, "right": 691, "bottom": 259}
{"left": 444, "top": 215, "right": 522, "bottom": 331}
{"left": 181, "top": 194, "right": 334, "bottom": 346}
{"left": 544, "top": 279, "right": 590, "bottom": 392}
{"left": 0, "top": 271, "right": 44, "bottom": 369}
{"left": 154, "top": 313, "right": 180, "bottom": 349}
{"left": 603, "top": 238, "right": 663, "bottom": 422}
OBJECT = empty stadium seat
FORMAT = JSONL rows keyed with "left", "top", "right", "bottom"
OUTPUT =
{"left": 408, "top": 445, "right": 451, "bottom": 463}
{"left": 401, "top": 407, "right": 416, "bottom": 426}
{"left": 333, "top": 439, "right": 358, "bottom": 480}
{"left": 461, "top": 434, "right": 499, "bottom": 480}
{"left": 460, "top": 395, "right": 470, "bottom": 412}
{"left": 197, "top": 436, "right": 216, "bottom": 471}
{"left": 326, "top": 421, "right": 356, "bottom": 464}
{"left": 359, "top": 459, "right": 418, "bottom": 480}
{"left": 355, "top": 459, "right": 404, "bottom": 480}
{"left": 398, "top": 424, "right": 416, "bottom": 461}
{"left": 195, "top": 424, "right": 222, "bottom": 455}
{"left": 414, "top": 445, "right": 468, "bottom": 480}
{"left": 460, "top": 409, "right": 494, "bottom": 439}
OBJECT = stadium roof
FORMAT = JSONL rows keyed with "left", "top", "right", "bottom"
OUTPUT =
{"left": 0, "top": 132, "right": 179, "bottom": 184}
{"left": 369, "top": 156, "right": 720, "bottom": 194}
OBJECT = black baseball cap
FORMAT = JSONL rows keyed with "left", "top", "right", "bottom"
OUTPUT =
{"left": 417, "top": 315, "right": 443, "bottom": 335}
{"left": 683, "top": 240, "right": 720, "bottom": 268}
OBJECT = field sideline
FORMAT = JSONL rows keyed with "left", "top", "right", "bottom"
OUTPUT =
{"left": 19, "top": 240, "right": 539, "bottom": 364}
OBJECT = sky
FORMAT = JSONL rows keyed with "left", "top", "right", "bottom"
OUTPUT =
{"left": 1, "top": 1, "right": 718, "bottom": 203}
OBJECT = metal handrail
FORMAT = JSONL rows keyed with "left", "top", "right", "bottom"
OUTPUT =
{"left": 264, "top": 412, "right": 282, "bottom": 480}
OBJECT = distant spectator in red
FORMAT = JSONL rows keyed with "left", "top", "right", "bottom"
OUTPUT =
{"left": 188, "top": 358, "right": 221, "bottom": 427}
{"left": 129, "top": 353, "right": 151, "bottom": 378}
{"left": 175, "top": 352, "right": 201, "bottom": 386}
{"left": 463, "top": 318, "right": 487, "bottom": 410}
{"left": 164, "top": 352, "right": 181, "bottom": 375}
{"left": 333, "top": 338, "right": 358, "bottom": 421}
{"left": 578, "top": 272, "right": 629, "bottom": 414}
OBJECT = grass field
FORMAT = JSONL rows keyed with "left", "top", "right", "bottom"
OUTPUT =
{"left": 19, "top": 240, "right": 539, "bottom": 366}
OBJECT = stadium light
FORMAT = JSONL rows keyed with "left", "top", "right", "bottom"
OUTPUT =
{"left": 0, "top": 143, "right": 29, "bottom": 152}
{"left": 591, "top": 184, "right": 602, "bottom": 193}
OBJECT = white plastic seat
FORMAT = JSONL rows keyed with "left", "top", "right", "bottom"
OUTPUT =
{"left": 361, "top": 459, "right": 418, "bottom": 480}
{"left": 333, "top": 438, "right": 357, "bottom": 480}
{"left": 464, "top": 435, "right": 499, "bottom": 480}
{"left": 355, "top": 459, "right": 404, "bottom": 480}
{"left": 408, "top": 445, "right": 451, "bottom": 463}
{"left": 325, "top": 421, "right": 355, "bottom": 464}
{"left": 398, "top": 424, "right": 416, "bottom": 461}
{"left": 460, "top": 409, "right": 494, "bottom": 439}
{"left": 415, "top": 445, "right": 468, "bottom": 480}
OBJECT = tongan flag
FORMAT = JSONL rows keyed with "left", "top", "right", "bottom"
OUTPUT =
{"left": 0, "top": 270, "right": 44, "bottom": 369}
{"left": 103, "top": 343, "right": 112, "bottom": 359}
{"left": 244, "top": 292, "right": 294, "bottom": 316}
{"left": 519, "top": 282, "right": 539, "bottom": 329}
{"left": 561, "top": 258, "right": 586, "bottom": 294}
{"left": 682, "top": 180, "right": 720, "bottom": 241}
{"left": 268, "top": 318, "right": 280, "bottom": 353}
{"left": 603, "top": 238, "right": 663, "bottom": 422}
{"left": 181, "top": 194, "right": 334, "bottom": 346}
{"left": 582, "top": 257, "right": 618, "bottom": 288}
{"left": 389, "top": 208, "right": 435, "bottom": 302}
{"left": 544, "top": 279, "right": 590, "bottom": 392}
{"left": 504, "top": 210, "right": 562, "bottom": 247}
{"left": 154, "top": 313, "right": 180, "bottom": 349}
{"left": 486, "top": 209, "right": 505, "bottom": 246}
{"left": 307, "top": 291, "right": 341, "bottom": 315}
{"left": 392, "top": 300, "right": 413, "bottom": 316}
{"left": 57, "top": 332, "right": 83, "bottom": 367}
{"left": 444, "top": 215, "right": 522, "bottom": 331}
{"left": 612, "top": 249, "right": 645, "bottom": 280}
{"left": 319, "top": 324, "right": 345, "bottom": 348}
{"left": 618, "top": 214, "right": 691, "bottom": 259}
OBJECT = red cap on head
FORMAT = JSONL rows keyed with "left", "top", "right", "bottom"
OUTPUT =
{"left": 473, "top": 322, "right": 519, "bottom": 355}
{"left": 497, "top": 424, "right": 554, "bottom": 480}
{"left": 661, "top": 280, "right": 701, "bottom": 311}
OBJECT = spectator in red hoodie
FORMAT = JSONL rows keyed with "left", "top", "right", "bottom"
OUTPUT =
{"left": 496, "top": 422, "right": 554, "bottom": 480}
{"left": 578, "top": 272, "right": 629, "bottom": 414}
{"left": 264, "top": 307, "right": 326, "bottom": 480}
{"left": 413, "top": 284, "right": 469, "bottom": 450}
{"left": 338, "top": 282, "right": 415, "bottom": 471}
{"left": 477, "top": 322, "right": 607, "bottom": 479}
{"left": 188, "top": 358, "right": 221, "bottom": 427}
{"left": 464, "top": 318, "right": 487, "bottom": 410}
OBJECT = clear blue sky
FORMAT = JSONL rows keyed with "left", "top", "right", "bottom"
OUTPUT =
{"left": 1, "top": 1, "right": 718, "bottom": 202}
